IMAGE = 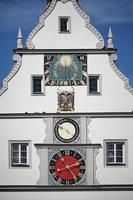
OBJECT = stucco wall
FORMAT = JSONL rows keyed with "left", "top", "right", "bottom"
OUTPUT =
{"left": 0, "top": 54, "right": 133, "bottom": 113}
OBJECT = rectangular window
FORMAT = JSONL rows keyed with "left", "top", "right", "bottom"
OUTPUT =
{"left": 32, "top": 76, "right": 44, "bottom": 95}
{"left": 59, "top": 17, "right": 71, "bottom": 33}
{"left": 105, "top": 140, "right": 127, "bottom": 166}
{"left": 10, "top": 142, "right": 30, "bottom": 167}
{"left": 88, "top": 75, "right": 101, "bottom": 95}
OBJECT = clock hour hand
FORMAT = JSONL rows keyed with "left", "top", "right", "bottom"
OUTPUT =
{"left": 57, "top": 161, "right": 79, "bottom": 173}
{"left": 58, "top": 124, "right": 74, "bottom": 136}
{"left": 60, "top": 157, "right": 77, "bottom": 180}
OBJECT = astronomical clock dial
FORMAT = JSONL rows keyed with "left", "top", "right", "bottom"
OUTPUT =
{"left": 54, "top": 118, "right": 79, "bottom": 143}
{"left": 44, "top": 54, "right": 87, "bottom": 86}
{"left": 49, "top": 149, "right": 86, "bottom": 185}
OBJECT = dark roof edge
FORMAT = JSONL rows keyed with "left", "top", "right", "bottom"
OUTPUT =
{"left": 14, "top": 48, "right": 117, "bottom": 55}
{"left": 0, "top": 185, "right": 133, "bottom": 192}
{"left": 0, "top": 112, "right": 133, "bottom": 119}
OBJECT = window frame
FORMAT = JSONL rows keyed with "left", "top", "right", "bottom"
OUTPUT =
{"left": 31, "top": 75, "right": 45, "bottom": 95}
{"left": 104, "top": 139, "right": 128, "bottom": 167}
{"left": 88, "top": 74, "right": 102, "bottom": 95}
{"left": 59, "top": 16, "right": 71, "bottom": 34}
{"left": 9, "top": 141, "right": 31, "bottom": 168}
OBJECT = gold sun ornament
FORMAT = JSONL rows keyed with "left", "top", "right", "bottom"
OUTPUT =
{"left": 60, "top": 55, "right": 72, "bottom": 67}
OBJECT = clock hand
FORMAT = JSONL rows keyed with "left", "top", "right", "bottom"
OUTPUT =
{"left": 69, "top": 162, "right": 79, "bottom": 169}
{"left": 58, "top": 125, "right": 74, "bottom": 136}
{"left": 57, "top": 162, "right": 79, "bottom": 173}
{"left": 60, "top": 158, "right": 77, "bottom": 180}
{"left": 67, "top": 167, "right": 77, "bottom": 180}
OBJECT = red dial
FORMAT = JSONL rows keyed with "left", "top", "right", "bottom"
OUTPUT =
{"left": 49, "top": 149, "right": 86, "bottom": 185}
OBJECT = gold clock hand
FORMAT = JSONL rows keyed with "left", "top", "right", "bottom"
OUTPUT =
{"left": 69, "top": 162, "right": 79, "bottom": 168}
{"left": 57, "top": 161, "right": 79, "bottom": 173}
{"left": 58, "top": 125, "right": 74, "bottom": 136}
{"left": 67, "top": 167, "right": 77, "bottom": 180}
{"left": 60, "top": 157, "right": 77, "bottom": 180}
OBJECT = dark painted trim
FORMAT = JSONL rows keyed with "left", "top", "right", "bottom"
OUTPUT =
{"left": 14, "top": 48, "right": 117, "bottom": 55}
{"left": 0, "top": 185, "right": 133, "bottom": 192}
{"left": 34, "top": 143, "right": 102, "bottom": 148}
{"left": 0, "top": 112, "right": 133, "bottom": 119}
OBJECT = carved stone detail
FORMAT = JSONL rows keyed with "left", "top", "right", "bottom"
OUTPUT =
{"left": 93, "top": 148, "right": 100, "bottom": 185}
{"left": 72, "top": 1, "right": 104, "bottom": 49}
{"left": 87, "top": 118, "right": 92, "bottom": 143}
{"left": 26, "top": 0, "right": 104, "bottom": 49}
{"left": 0, "top": 54, "right": 22, "bottom": 96}
{"left": 109, "top": 54, "right": 133, "bottom": 95}
{"left": 26, "top": 0, "right": 57, "bottom": 49}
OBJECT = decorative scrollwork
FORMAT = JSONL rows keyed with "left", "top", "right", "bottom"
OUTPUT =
{"left": 109, "top": 53, "right": 133, "bottom": 95}
{"left": 26, "top": 0, "right": 104, "bottom": 49}
{"left": 0, "top": 54, "right": 22, "bottom": 96}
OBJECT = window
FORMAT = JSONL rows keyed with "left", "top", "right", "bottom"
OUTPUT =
{"left": 59, "top": 17, "right": 71, "bottom": 33}
{"left": 104, "top": 140, "right": 127, "bottom": 166}
{"left": 32, "top": 75, "right": 44, "bottom": 95}
{"left": 88, "top": 75, "right": 101, "bottom": 95}
{"left": 10, "top": 142, "right": 30, "bottom": 167}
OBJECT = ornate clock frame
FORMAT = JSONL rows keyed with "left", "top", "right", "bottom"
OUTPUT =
{"left": 53, "top": 117, "right": 80, "bottom": 144}
{"left": 44, "top": 54, "right": 87, "bottom": 86}
{"left": 48, "top": 148, "right": 86, "bottom": 186}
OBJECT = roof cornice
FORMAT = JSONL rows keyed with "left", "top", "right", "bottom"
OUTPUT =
{"left": 14, "top": 48, "right": 116, "bottom": 55}
{"left": 0, "top": 112, "right": 133, "bottom": 119}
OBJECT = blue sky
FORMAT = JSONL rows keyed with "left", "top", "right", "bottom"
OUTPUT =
{"left": 0, "top": 0, "right": 133, "bottom": 87}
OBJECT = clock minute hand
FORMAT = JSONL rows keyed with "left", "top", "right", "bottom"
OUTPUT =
{"left": 61, "top": 157, "right": 77, "bottom": 180}
{"left": 58, "top": 125, "right": 74, "bottom": 136}
{"left": 57, "top": 162, "right": 79, "bottom": 173}
{"left": 69, "top": 162, "right": 79, "bottom": 169}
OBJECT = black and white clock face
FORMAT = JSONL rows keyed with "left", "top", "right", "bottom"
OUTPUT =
{"left": 49, "top": 149, "right": 86, "bottom": 185}
{"left": 54, "top": 118, "right": 79, "bottom": 143}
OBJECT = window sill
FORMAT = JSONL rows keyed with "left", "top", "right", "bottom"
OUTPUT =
{"left": 31, "top": 93, "right": 45, "bottom": 96}
{"left": 88, "top": 92, "right": 102, "bottom": 96}
{"left": 106, "top": 163, "right": 126, "bottom": 167}
{"left": 11, "top": 164, "right": 30, "bottom": 167}
{"left": 59, "top": 31, "right": 71, "bottom": 34}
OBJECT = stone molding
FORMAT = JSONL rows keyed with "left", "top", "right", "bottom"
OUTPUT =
{"left": 0, "top": 54, "right": 22, "bottom": 96}
{"left": 109, "top": 53, "right": 133, "bottom": 95}
{"left": 0, "top": 185, "right": 133, "bottom": 191}
{"left": 26, "top": 0, "right": 104, "bottom": 49}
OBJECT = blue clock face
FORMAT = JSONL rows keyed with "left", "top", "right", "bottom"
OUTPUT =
{"left": 44, "top": 54, "right": 87, "bottom": 86}
{"left": 50, "top": 55, "right": 82, "bottom": 81}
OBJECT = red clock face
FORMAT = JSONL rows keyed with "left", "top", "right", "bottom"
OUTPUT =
{"left": 49, "top": 149, "right": 86, "bottom": 185}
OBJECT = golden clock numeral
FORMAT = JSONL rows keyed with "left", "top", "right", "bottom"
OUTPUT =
{"left": 65, "top": 149, "right": 69, "bottom": 155}
{"left": 51, "top": 172, "right": 57, "bottom": 178}
{"left": 80, "top": 165, "right": 85, "bottom": 170}
{"left": 78, "top": 172, "right": 84, "bottom": 178}
{"left": 49, "top": 166, "right": 55, "bottom": 170}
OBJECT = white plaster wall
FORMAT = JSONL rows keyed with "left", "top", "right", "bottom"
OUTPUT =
{"left": 0, "top": 118, "right": 46, "bottom": 185}
{"left": 89, "top": 118, "right": 133, "bottom": 184}
{"left": 0, "top": 117, "right": 133, "bottom": 185}
{"left": 0, "top": 54, "right": 133, "bottom": 113}
{"left": 1, "top": 191, "right": 133, "bottom": 200}
{"left": 31, "top": 1, "right": 99, "bottom": 49}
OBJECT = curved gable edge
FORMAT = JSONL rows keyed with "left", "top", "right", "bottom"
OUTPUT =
{"left": 0, "top": 54, "right": 22, "bottom": 96}
{"left": 26, "top": 0, "right": 104, "bottom": 49}
{"left": 109, "top": 53, "right": 133, "bottom": 95}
